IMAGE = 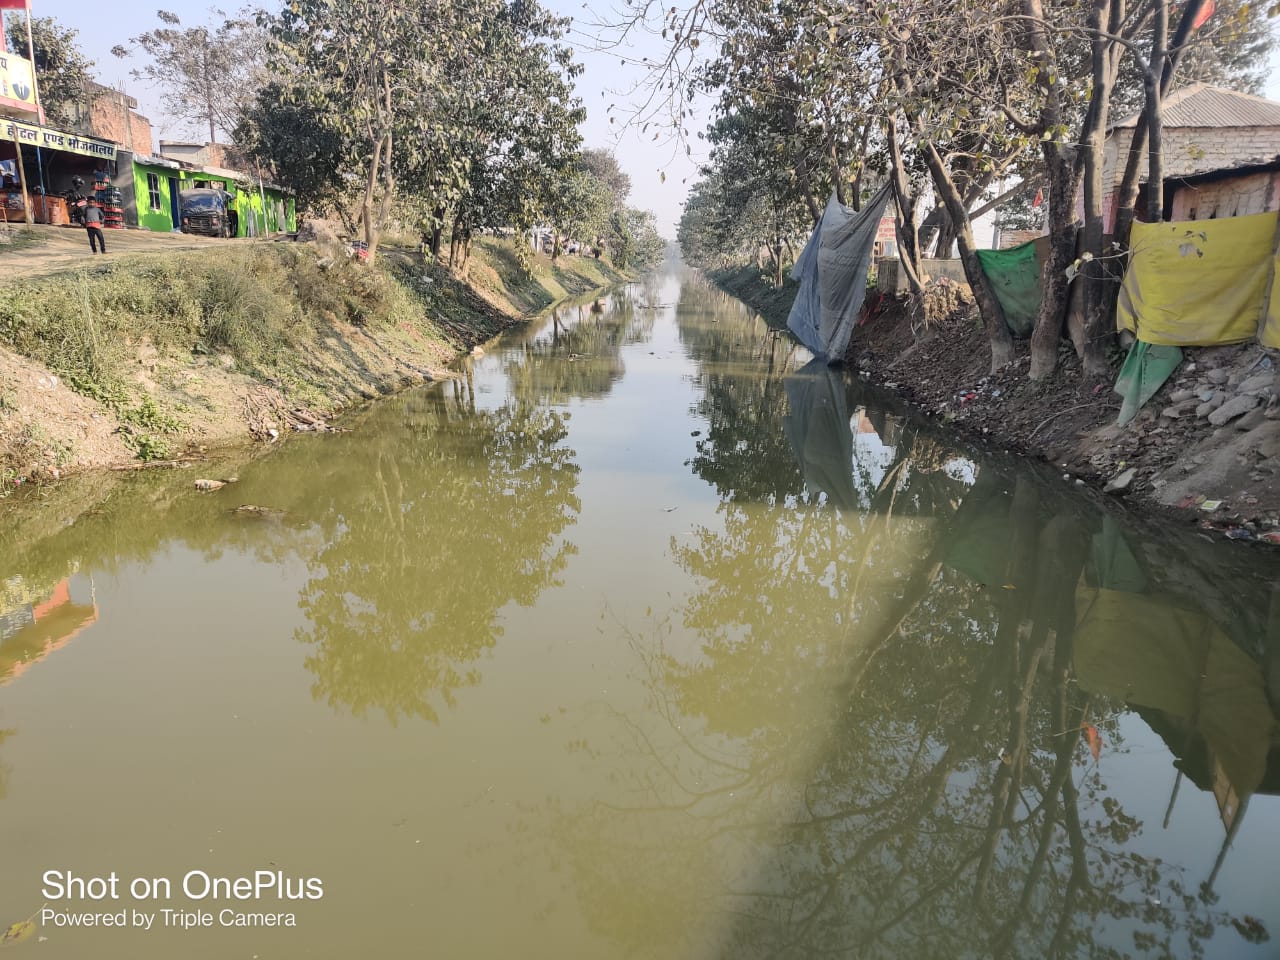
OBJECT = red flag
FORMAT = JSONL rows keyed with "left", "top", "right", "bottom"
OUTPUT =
{"left": 1192, "top": 0, "right": 1214, "bottom": 30}
{"left": 0, "top": 0, "right": 31, "bottom": 9}
{"left": 1031, "top": 188, "right": 1044, "bottom": 209}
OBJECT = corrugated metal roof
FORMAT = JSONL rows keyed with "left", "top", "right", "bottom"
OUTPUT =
{"left": 1111, "top": 83, "right": 1280, "bottom": 130}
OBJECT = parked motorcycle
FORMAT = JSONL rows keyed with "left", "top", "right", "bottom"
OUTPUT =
{"left": 64, "top": 176, "right": 87, "bottom": 226}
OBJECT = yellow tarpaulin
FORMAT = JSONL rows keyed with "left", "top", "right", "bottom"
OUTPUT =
{"left": 1075, "top": 586, "right": 1276, "bottom": 800}
{"left": 1117, "top": 211, "right": 1280, "bottom": 348}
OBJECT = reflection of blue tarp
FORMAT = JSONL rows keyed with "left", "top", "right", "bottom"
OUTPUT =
{"left": 787, "top": 185, "right": 891, "bottom": 360}
{"left": 782, "top": 359, "right": 858, "bottom": 510}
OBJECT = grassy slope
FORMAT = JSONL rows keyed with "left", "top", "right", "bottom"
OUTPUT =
{"left": 0, "top": 237, "right": 628, "bottom": 482}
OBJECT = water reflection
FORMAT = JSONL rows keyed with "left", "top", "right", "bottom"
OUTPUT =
{"left": 0, "top": 578, "right": 98, "bottom": 685}
{"left": 546, "top": 271, "right": 1279, "bottom": 959}
{"left": 0, "top": 267, "right": 1275, "bottom": 959}
{"left": 290, "top": 389, "right": 581, "bottom": 723}
{"left": 564, "top": 464, "right": 1276, "bottom": 959}
{"left": 500, "top": 286, "right": 657, "bottom": 405}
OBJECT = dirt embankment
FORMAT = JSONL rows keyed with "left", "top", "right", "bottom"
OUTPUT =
{"left": 710, "top": 265, "right": 1280, "bottom": 545}
{"left": 0, "top": 230, "right": 627, "bottom": 487}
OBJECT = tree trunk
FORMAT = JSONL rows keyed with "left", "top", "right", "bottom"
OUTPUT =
{"left": 202, "top": 33, "right": 216, "bottom": 146}
{"left": 1110, "top": 0, "right": 1205, "bottom": 250}
{"left": 886, "top": 118, "right": 927, "bottom": 298}
{"left": 828, "top": 113, "right": 848, "bottom": 207}
{"left": 364, "top": 73, "right": 397, "bottom": 263}
{"left": 1029, "top": 150, "right": 1079, "bottom": 379}
{"left": 848, "top": 119, "right": 872, "bottom": 210}
{"left": 1077, "top": 0, "right": 1122, "bottom": 378}
{"left": 1142, "top": 2, "right": 1170, "bottom": 223}
{"left": 783, "top": 94, "right": 823, "bottom": 225}
{"left": 922, "top": 141, "right": 1014, "bottom": 370}
{"left": 1021, "top": 0, "right": 1084, "bottom": 380}
{"left": 431, "top": 206, "right": 445, "bottom": 260}
{"left": 360, "top": 130, "right": 386, "bottom": 256}
{"left": 368, "top": 131, "right": 395, "bottom": 263}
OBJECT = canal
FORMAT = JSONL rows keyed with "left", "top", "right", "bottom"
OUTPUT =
{"left": 1, "top": 260, "right": 1277, "bottom": 958}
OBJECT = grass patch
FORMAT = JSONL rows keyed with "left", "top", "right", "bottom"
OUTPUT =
{"left": 0, "top": 227, "right": 48, "bottom": 255}
{"left": 0, "top": 245, "right": 427, "bottom": 390}
{"left": 0, "top": 236, "right": 630, "bottom": 469}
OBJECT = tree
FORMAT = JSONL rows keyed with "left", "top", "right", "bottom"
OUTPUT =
{"left": 7, "top": 16, "right": 93, "bottom": 128}
{"left": 419, "top": 0, "right": 585, "bottom": 266}
{"left": 234, "top": 80, "right": 354, "bottom": 217}
{"left": 579, "top": 148, "right": 631, "bottom": 204}
{"left": 544, "top": 164, "right": 613, "bottom": 258}
{"left": 112, "top": 8, "right": 263, "bottom": 145}
{"left": 259, "top": 0, "right": 587, "bottom": 263}
{"left": 631, "top": 0, "right": 1276, "bottom": 379}
{"left": 617, "top": 207, "right": 666, "bottom": 269}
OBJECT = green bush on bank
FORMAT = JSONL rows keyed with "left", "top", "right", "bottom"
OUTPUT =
{"left": 0, "top": 245, "right": 434, "bottom": 462}
{"left": 0, "top": 245, "right": 423, "bottom": 388}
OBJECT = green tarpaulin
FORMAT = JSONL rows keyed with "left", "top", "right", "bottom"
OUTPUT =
{"left": 1114, "top": 340, "right": 1183, "bottom": 426}
{"left": 976, "top": 241, "right": 1042, "bottom": 337}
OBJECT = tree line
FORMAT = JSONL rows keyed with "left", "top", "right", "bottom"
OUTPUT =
{"left": 668, "top": 0, "right": 1275, "bottom": 377}
{"left": 12, "top": 4, "right": 666, "bottom": 268}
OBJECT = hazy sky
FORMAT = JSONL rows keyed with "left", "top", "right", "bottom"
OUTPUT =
{"left": 32, "top": 1, "right": 1280, "bottom": 235}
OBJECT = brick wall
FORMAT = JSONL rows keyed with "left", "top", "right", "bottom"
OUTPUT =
{"left": 999, "top": 229, "right": 1044, "bottom": 249}
{"left": 1101, "top": 124, "right": 1280, "bottom": 229}
{"left": 69, "top": 84, "right": 153, "bottom": 154}
{"left": 1103, "top": 125, "right": 1280, "bottom": 189}
{"left": 1170, "top": 170, "right": 1280, "bottom": 220}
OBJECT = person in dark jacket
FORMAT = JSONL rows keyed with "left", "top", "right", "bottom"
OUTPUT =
{"left": 83, "top": 199, "right": 105, "bottom": 254}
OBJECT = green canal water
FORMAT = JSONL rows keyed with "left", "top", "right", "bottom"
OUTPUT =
{"left": 1, "top": 261, "right": 1278, "bottom": 958}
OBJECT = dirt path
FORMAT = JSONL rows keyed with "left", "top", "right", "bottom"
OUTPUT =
{"left": 0, "top": 222, "right": 260, "bottom": 280}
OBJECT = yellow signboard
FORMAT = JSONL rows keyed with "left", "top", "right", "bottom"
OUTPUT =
{"left": 0, "top": 52, "right": 37, "bottom": 116}
{"left": 0, "top": 119, "right": 117, "bottom": 161}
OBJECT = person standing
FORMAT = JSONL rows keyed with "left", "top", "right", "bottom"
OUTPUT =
{"left": 83, "top": 199, "right": 106, "bottom": 254}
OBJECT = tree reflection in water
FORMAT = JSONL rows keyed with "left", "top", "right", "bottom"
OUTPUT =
{"left": 296, "top": 385, "right": 581, "bottom": 723}
{"left": 502, "top": 285, "right": 656, "bottom": 405}
{"left": 550, "top": 334, "right": 1276, "bottom": 959}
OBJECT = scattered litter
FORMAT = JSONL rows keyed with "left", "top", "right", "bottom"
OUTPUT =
{"left": 194, "top": 479, "right": 226, "bottom": 492}
{"left": 1199, "top": 499, "right": 1223, "bottom": 512}
{"left": 232, "top": 505, "right": 286, "bottom": 519}
{"left": 663, "top": 506, "right": 678, "bottom": 513}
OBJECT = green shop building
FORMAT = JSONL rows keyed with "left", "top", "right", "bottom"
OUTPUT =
{"left": 128, "top": 153, "right": 296, "bottom": 237}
